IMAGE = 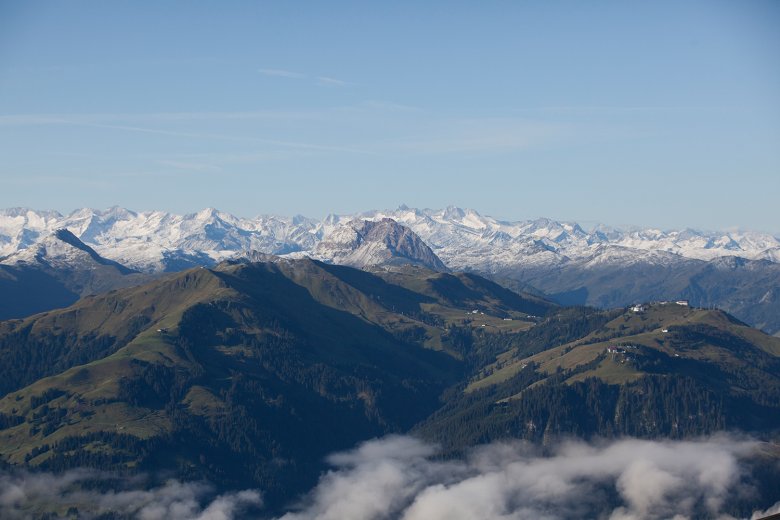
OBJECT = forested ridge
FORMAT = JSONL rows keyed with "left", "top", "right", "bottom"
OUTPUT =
{"left": 0, "top": 260, "right": 779, "bottom": 509}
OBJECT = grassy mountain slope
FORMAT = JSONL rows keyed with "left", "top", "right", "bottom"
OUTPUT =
{"left": 3, "top": 258, "right": 779, "bottom": 507}
{"left": 0, "top": 259, "right": 545, "bottom": 505}
{"left": 0, "top": 267, "right": 228, "bottom": 396}
{"left": 416, "top": 302, "right": 780, "bottom": 451}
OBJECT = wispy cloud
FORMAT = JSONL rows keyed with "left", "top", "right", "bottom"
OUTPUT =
{"left": 509, "top": 105, "right": 747, "bottom": 114}
{"left": 0, "top": 110, "right": 319, "bottom": 126}
{"left": 158, "top": 151, "right": 309, "bottom": 166}
{"left": 0, "top": 470, "right": 262, "bottom": 520}
{"left": 357, "top": 100, "right": 421, "bottom": 112}
{"left": 257, "top": 67, "right": 351, "bottom": 88}
{"left": 0, "top": 108, "right": 570, "bottom": 158}
{"left": 6, "top": 118, "right": 372, "bottom": 155}
{"left": 258, "top": 68, "right": 306, "bottom": 79}
{"left": 316, "top": 76, "right": 350, "bottom": 87}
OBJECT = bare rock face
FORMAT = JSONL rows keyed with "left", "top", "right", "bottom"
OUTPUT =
{"left": 314, "top": 218, "right": 448, "bottom": 271}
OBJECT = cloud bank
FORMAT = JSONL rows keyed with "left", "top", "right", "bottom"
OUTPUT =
{"left": 0, "top": 469, "right": 261, "bottom": 520}
{"left": 280, "top": 434, "right": 777, "bottom": 520}
{"left": 0, "top": 435, "right": 777, "bottom": 519}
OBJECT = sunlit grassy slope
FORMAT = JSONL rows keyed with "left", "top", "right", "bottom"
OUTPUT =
{"left": 0, "top": 259, "right": 549, "bottom": 504}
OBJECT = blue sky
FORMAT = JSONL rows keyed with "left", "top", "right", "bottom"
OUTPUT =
{"left": 1, "top": 1, "right": 778, "bottom": 231}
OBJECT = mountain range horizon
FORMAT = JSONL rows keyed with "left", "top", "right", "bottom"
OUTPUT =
{"left": 3, "top": 205, "right": 780, "bottom": 272}
{"left": 3, "top": 203, "right": 780, "bottom": 336}
{"left": 3, "top": 204, "right": 779, "bottom": 237}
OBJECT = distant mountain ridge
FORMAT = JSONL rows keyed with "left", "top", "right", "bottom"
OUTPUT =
{"left": 0, "top": 229, "right": 149, "bottom": 320}
{"left": 2, "top": 205, "right": 780, "bottom": 333}
{"left": 0, "top": 258, "right": 778, "bottom": 514}
{"left": 2, "top": 206, "right": 778, "bottom": 273}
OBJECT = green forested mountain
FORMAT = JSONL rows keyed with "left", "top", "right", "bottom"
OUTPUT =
{"left": 416, "top": 302, "right": 780, "bottom": 452}
{"left": 0, "top": 259, "right": 545, "bottom": 506}
{"left": 0, "top": 259, "right": 779, "bottom": 510}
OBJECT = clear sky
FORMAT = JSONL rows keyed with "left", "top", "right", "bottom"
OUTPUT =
{"left": 1, "top": 1, "right": 778, "bottom": 232}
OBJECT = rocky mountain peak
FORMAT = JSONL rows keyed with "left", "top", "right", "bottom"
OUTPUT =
{"left": 315, "top": 218, "right": 448, "bottom": 270}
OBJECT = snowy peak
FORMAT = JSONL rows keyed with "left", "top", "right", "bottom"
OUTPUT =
{"left": 1, "top": 229, "right": 134, "bottom": 274}
{"left": 314, "top": 218, "right": 447, "bottom": 270}
{"left": 51, "top": 229, "right": 135, "bottom": 273}
{"left": 1, "top": 206, "right": 779, "bottom": 274}
{"left": 442, "top": 205, "right": 467, "bottom": 221}
{"left": 53, "top": 228, "right": 96, "bottom": 253}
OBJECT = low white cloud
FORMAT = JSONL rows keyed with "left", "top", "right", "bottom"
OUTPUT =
{"left": 0, "top": 435, "right": 776, "bottom": 519}
{"left": 0, "top": 470, "right": 261, "bottom": 520}
{"left": 279, "top": 434, "right": 775, "bottom": 520}
{"left": 752, "top": 502, "right": 780, "bottom": 520}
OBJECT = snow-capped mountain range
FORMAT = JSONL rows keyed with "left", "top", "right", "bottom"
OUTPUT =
{"left": 1, "top": 206, "right": 778, "bottom": 273}
{"left": 2, "top": 205, "right": 780, "bottom": 334}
